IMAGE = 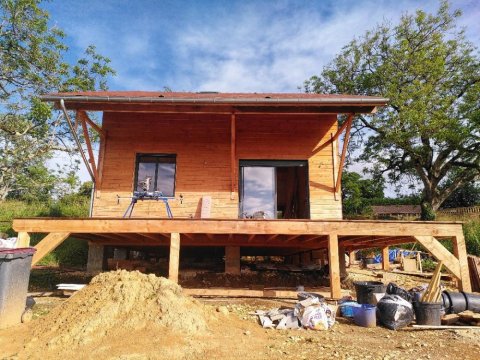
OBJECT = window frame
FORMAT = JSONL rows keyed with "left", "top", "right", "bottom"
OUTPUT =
{"left": 134, "top": 153, "right": 177, "bottom": 197}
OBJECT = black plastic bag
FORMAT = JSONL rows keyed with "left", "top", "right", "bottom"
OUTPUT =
{"left": 386, "top": 282, "right": 414, "bottom": 303}
{"left": 376, "top": 294, "right": 414, "bottom": 330}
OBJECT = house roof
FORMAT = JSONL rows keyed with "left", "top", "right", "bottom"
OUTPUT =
{"left": 40, "top": 91, "right": 388, "bottom": 114}
{"left": 371, "top": 205, "right": 421, "bottom": 215}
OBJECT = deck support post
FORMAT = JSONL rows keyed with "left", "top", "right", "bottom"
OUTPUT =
{"left": 328, "top": 233, "right": 341, "bottom": 299}
{"left": 225, "top": 246, "right": 241, "bottom": 274}
{"left": 87, "top": 243, "right": 105, "bottom": 274}
{"left": 452, "top": 232, "right": 472, "bottom": 292}
{"left": 339, "top": 245, "right": 347, "bottom": 277}
{"left": 349, "top": 250, "right": 356, "bottom": 266}
{"left": 17, "top": 232, "right": 30, "bottom": 247}
{"left": 382, "top": 246, "right": 390, "bottom": 271}
{"left": 169, "top": 233, "right": 180, "bottom": 283}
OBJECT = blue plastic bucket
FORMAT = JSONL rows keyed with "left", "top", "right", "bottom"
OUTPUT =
{"left": 353, "top": 304, "right": 377, "bottom": 327}
{"left": 340, "top": 302, "right": 361, "bottom": 318}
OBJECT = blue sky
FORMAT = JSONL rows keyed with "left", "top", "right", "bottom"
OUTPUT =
{"left": 42, "top": 0, "right": 480, "bottom": 190}
{"left": 44, "top": 0, "right": 479, "bottom": 93}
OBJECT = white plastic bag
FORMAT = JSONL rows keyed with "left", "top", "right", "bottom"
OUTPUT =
{"left": 299, "top": 303, "right": 335, "bottom": 330}
{"left": 0, "top": 237, "right": 17, "bottom": 249}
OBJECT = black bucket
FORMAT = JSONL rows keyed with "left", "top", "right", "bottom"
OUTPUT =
{"left": 354, "top": 281, "right": 386, "bottom": 304}
{"left": 415, "top": 302, "right": 442, "bottom": 326}
{"left": 442, "top": 291, "right": 467, "bottom": 314}
{"left": 465, "top": 292, "right": 480, "bottom": 313}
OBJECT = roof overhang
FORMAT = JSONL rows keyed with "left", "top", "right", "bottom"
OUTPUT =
{"left": 40, "top": 92, "right": 388, "bottom": 114}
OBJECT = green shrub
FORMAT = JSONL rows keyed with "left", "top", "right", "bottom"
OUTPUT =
{"left": 0, "top": 195, "right": 90, "bottom": 267}
{"left": 464, "top": 219, "right": 480, "bottom": 256}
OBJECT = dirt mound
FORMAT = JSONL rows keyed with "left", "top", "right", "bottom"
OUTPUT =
{"left": 25, "top": 270, "right": 211, "bottom": 351}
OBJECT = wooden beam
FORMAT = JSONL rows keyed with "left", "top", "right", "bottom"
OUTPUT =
{"left": 61, "top": 102, "right": 379, "bottom": 114}
{"left": 17, "top": 232, "right": 30, "bottom": 247}
{"left": 79, "top": 114, "right": 98, "bottom": 181}
{"left": 247, "top": 234, "right": 256, "bottom": 242}
{"left": 382, "top": 246, "right": 390, "bottom": 271}
{"left": 96, "top": 129, "right": 107, "bottom": 191}
{"left": 335, "top": 114, "right": 353, "bottom": 193}
{"left": 31, "top": 232, "right": 70, "bottom": 266}
{"left": 452, "top": 232, "right": 472, "bottom": 292}
{"left": 414, "top": 236, "right": 461, "bottom": 279}
{"left": 12, "top": 218, "right": 464, "bottom": 237}
{"left": 77, "top": 110, "right": 105, "bottom": 138}
{"left": 328, "top": 233, "right": 341, "bottom": 299}
{"left": 331, "top": 133, "right": 339, "bottom": 200}
{"left": 168, "top": 233, "right": 180, "bottom": 283}
{"left": 230, "top": 112, "right": 236, "bottom": 198}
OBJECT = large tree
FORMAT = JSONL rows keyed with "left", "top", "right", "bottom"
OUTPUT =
{"left": 305, "top": 1, "right": 480, "bottom": 219}
{"left": 0, "top": 0, "right": 114, "bottom": 200}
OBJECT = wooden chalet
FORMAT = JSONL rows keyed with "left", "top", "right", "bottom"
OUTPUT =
{"left": 12, "top": 91, "right": 471, "bottom": 298}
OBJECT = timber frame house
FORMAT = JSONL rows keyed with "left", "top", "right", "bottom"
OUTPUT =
{"left": 13, "top": 92, "right": 471, "bottom": 298}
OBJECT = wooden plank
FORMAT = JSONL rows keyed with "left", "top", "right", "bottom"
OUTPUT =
{"left": 452, "top": 232, "right": 472, "bottom": 292}
{"left": 414, "top": 236, "right": 461, "bottom": 280}
{"left": 382, "top": 246, "right": 390, "bottom": 271}
{"left": 168, "top": 233, "right": 180, "bottom": 283}
{"left": 335, "top": 114, "right": 353, "bottom": 193}
{"left": 328, "top": 233, "right": 341, "bottom": 299}
{"left": 17, "top": 232, "right": 30, "bottom": 248}
{"left": 412, "top": 325, "right": 480, "bottom": 330}
{"left": 31, "top": 232, "right": 70, "bottom": 266}
{"left": 13, "top": 218, "right": 464, "bottom": 237}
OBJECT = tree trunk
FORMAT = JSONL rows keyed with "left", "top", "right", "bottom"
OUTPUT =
{"left": 420, "top": 189, "right": 437, "bottom": 221}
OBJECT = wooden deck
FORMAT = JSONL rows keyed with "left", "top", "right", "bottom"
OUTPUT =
{"left": 13, "top": 217, "right": 471, "bottom": 298}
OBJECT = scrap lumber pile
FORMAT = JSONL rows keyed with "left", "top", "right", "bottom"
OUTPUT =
{"left": 442, "top": 311, "right": 480, "bottom": 327}
{"left": 421, "top": 261, "right": 443, "bottom": 302}
{"left": 468, "top": 255, "right": 480, "bottom": 292}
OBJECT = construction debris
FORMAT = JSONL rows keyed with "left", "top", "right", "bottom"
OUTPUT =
{"left": 254, "top": 293, "right": 335, "bottom": 330}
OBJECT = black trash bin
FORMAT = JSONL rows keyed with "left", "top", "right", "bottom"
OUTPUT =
{"left": 354, "top": 281, "right": 386, "bottom": 304}
{"left": 0, "top": 247, "right": 36, "bottom": 329}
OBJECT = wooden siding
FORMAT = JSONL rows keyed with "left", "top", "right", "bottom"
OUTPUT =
{"left": 92, "top": 112, "right": 341, "bottom": 219}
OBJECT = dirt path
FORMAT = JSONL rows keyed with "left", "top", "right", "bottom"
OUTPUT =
{"left": 1, "top": 296, "right": 479, "bottom": 360}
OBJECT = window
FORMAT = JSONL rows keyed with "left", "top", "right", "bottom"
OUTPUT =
{"left": 134, "top": 154, "right": 176, "bottom": 197}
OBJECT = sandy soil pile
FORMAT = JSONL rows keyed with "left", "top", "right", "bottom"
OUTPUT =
{"left": 25, "top": 270, "right": 211, "bottom": 350}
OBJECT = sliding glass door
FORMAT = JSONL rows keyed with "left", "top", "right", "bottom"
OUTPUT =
{"left": 239, "top": 160, "right": 309, "bottom": 219}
